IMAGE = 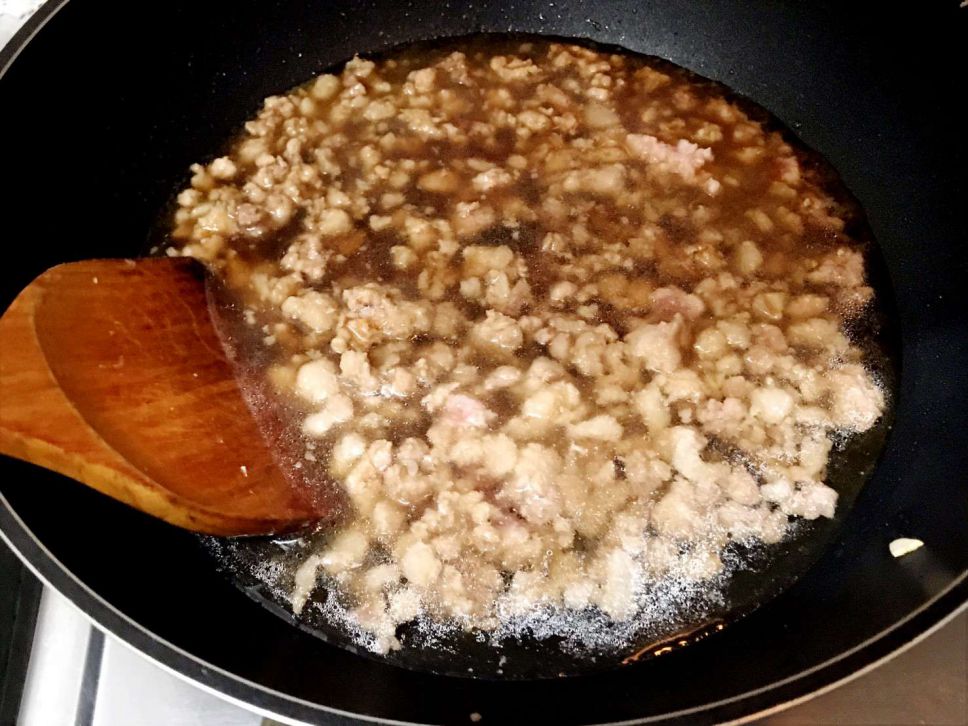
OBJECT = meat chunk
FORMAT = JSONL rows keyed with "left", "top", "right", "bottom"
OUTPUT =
{"left": 650, "top": 286, "right": 706, "bottom": 321}
{"left": 441, "top": 394, "right": 496, "bottom": 429}
{"left": 567, "top": 415, "right": 623, "bottom": 441}
{"left": 470, "top": 311, "right": 524, "bottom": 352}
{"left": 625, "top": 317, "right": 683, "bottom": 373}
{"left": 562, "top": 164, "right": 626, "bottom": 197}
{"left": 625, "top": 133, "right": 713, "bottom": 184}
{"left": 827, "top": 365, "right": 884, "bottom": 431}
{"left": 500, "top": 444, "right": 562, "bottom": 524}
{"left": 295, "top": 360, "right": 340, "bottom": 404}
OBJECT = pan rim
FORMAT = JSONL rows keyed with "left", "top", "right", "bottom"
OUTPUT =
{"left": 0, "top": 0, "right": 68, "bottom": 78}
{"left": 2, "top": 491, "right": 966, "bottom": 725}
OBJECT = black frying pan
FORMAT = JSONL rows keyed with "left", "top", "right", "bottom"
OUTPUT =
{"left": 1, "top": 1, "right": 966, "bottom": 723}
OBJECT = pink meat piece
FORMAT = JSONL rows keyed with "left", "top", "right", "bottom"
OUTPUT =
{"left": 650, "top": 286, "right": 706, "bottom": 321}
{"left": 441, "top": 394, "right": 496, "bottom": 429}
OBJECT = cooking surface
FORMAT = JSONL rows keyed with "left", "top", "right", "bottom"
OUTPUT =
{"left": 179, "top": 33, "right": 895, "bottom": 674}
{"left": 0, "top": 2, "right": 965, "bottom": 724}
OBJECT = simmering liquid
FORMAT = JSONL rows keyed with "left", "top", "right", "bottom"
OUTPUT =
{"left": 167, "top": 35, "right": 894, "bottom": 676}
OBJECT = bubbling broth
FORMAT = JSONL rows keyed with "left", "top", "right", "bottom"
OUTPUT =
{"left": 167, "top": 35, "right": 893, "bottom": 674}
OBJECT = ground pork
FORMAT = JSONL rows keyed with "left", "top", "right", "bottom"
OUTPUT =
{"left": 171, "top": 37, "right": 887, "bottom": 654}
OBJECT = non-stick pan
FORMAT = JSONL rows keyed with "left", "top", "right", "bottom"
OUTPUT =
{"left": 1, "top": 1, "right": 966, "bottom": 723}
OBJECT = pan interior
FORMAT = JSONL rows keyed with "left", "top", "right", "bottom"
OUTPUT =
{"left": 183, "top": 32, "right": 900, "bottom": 679}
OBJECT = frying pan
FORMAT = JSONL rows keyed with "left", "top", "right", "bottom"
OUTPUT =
{"left": 1, "top": 0, "right": 966, "bottom": 723}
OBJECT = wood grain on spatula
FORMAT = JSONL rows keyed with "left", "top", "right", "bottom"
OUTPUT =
{"left": 0, "top": 258, "right": 332, "bottom": 536}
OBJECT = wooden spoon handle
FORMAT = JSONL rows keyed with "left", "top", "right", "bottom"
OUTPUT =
{"left": 0, "top": 263, "right": 169, "bottom": 522}
{"left": 0, "top": 259, "right": 328, "bottom": 536}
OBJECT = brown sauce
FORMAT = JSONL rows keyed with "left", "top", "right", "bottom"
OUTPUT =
{"left": 169, "top": 35, "right": 894, "bottom": 673}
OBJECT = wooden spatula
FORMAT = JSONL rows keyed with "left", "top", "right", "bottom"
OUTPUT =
{"left": 0, "top": 257, "right": 335, "bottom": 536}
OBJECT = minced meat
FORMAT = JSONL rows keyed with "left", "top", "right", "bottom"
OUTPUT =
{"left": 170, "top": 37, "right": 885, "bottom": 654}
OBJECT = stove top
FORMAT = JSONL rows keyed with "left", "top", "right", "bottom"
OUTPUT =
{"left": 0, "top": 541, "right": 40, "bottom": 724}
{"left": 1, "top": 541, "right": 269, "bottom": 726}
